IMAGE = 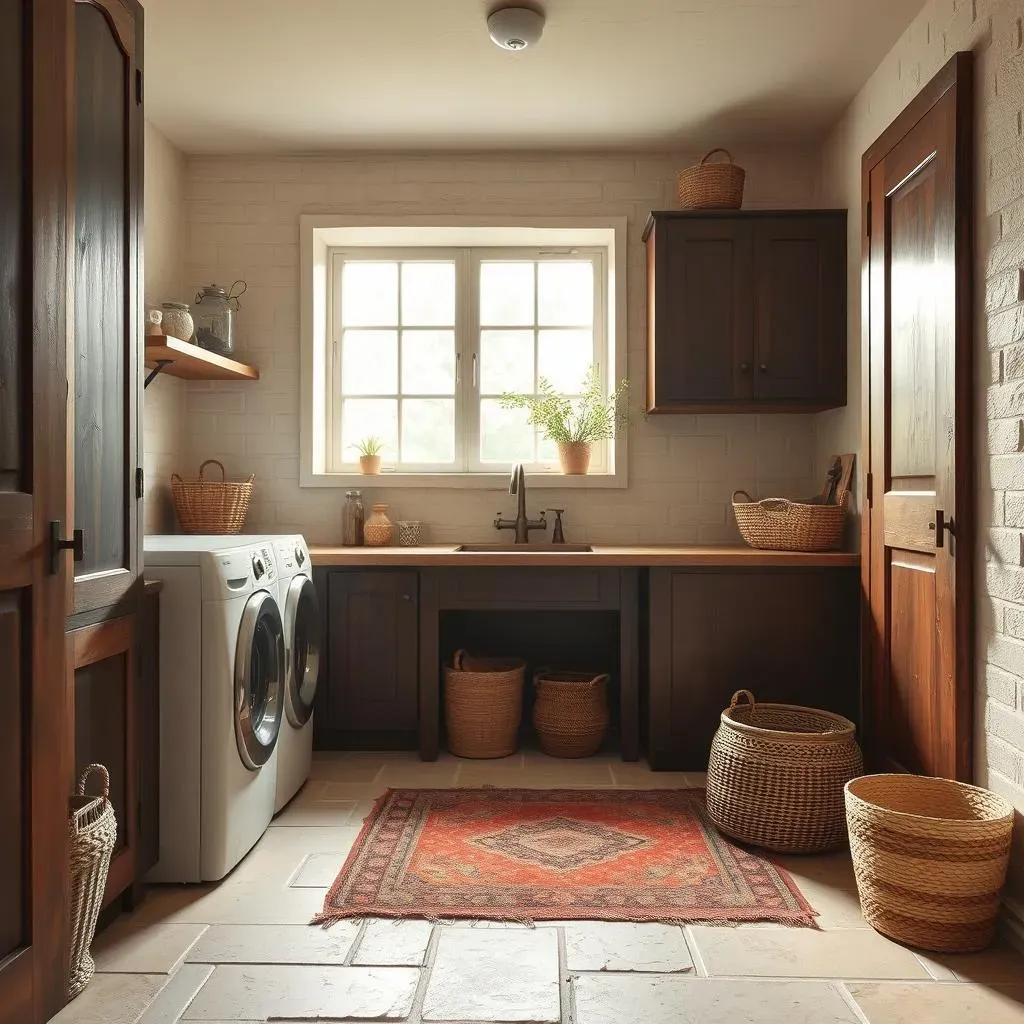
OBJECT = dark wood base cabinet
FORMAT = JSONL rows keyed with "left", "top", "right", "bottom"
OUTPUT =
{"left": 646, "top": 568, "right": 861, "bottom": 770}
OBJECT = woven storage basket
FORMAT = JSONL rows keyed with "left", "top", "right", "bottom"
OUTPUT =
{"left": 733, "top": 490, "right": 847, "bottom": 552}
{"left": 707, "top": 690, "right": 863, "bottom": 854}
{"left": 845, "top": 774, "right": 1015, "bottom": 952}
{"left": 677, "top": 148, "right": 746, "bottom": 209}
{"left": 172, "top": 459, "right": 254, "bottom": 534}
{"left": 445, "top": 650, "right": 525, "bottom": 759}
{"left": 67, "top": 765, "right": 117, "bottom": 1000}
{"left": 532, "top": 671, "right": 610, "bottom": 758}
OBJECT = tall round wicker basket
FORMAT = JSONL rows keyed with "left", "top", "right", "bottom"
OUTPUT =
{"left": 171, "top": 459, "right": 254, "bottom": 534}
{"left": 706, "top": 690, "right": 863, "bottom": 853}
{"left": 532, "top": 671, "right": 610, "bottom": 758}
{"left": 67, "top": 764, "right": 117, "bottom": 1000}
{"left": 845, "top": 774, "right": 1015, "bottom": 952}
{"left": 444, "top": 650, "right": 524, "bottom": 759}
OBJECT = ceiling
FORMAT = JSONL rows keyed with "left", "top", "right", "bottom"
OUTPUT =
{"left": 143, "top": 0, "right": 921, "bottom": 154}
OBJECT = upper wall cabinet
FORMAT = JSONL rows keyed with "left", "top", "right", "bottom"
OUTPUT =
{"left": 643, "top": 211, "right": 847, "bottom": 414}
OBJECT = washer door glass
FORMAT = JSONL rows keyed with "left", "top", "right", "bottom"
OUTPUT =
{"left": 234, "top": 589, "right": 284, "bottom": 770}
{"left": 284, "top": 574, "right": 321, "bottom": 727}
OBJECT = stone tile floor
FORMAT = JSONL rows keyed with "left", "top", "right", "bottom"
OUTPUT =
{"left": 51, "top": 752, "right": 1024, "bottom": 1024}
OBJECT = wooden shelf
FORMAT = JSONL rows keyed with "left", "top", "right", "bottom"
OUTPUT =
{"left": 144, "top": 335, "right": 260, "bottom": 382}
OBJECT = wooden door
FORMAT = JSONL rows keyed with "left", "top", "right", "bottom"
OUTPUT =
{"left": 71, "top": 0, "right": 143, "bottom": 615}
{"left": 0, "top": 2, "right": 72, "bottom": 1021}
{"left": 646, "top": 216, "right": 754, "bottom": 411}
{"left": 753, "top": 214, "right": 846, "bottom": 405}
{"left": 863, "top": 52, "right": 974, "bottom": 780}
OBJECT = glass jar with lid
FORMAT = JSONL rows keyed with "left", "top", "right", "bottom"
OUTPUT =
{"left": 342, "top": 490, "right": 364, "bottom": 546}
{"left": 192, "top": 280, "right": 246, "bottom": 356}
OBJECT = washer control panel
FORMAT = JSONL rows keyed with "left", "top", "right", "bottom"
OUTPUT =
{"left": 250, "top": 544, "right": 277, "bottom": 585}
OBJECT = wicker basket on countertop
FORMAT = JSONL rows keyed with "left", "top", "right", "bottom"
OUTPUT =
{"left": 706, "top": 690, "right": 863, "bottom": 854}
{"left": 445, "top": 650, "right": 525, "bottom": 759}
{"left": 677, "top": 149, "right": 746, "bottom": 209}
{"left": 846, "top": 774, "right": 1015, "bottom": 952}
{"left": 733, "top": 489, "right": 847, "bottom": 552}
{"left": 172, "top": 459, "right": 254, "bottom": 534}
{"left": 533, "top": 670, "right": 610, "bottom": 758}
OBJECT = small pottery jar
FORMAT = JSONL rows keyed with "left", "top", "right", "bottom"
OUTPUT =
{"left": 558, "top": 441, "right": 592, "bottom": 475}
{"left": 161, "top": 302, "right": 194, "bottom": 342}
{"left": 363, "top": 503, "right": 395, "bottom": 546}
{"left": 359, "top": 454, "right": 382, "bottom": 475}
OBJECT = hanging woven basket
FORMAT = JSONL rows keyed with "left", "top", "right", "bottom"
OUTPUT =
{"left": 677, "top": 149, "right": 746, "bottom": 209}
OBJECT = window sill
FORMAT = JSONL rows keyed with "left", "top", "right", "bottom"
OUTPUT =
{"left": 299, "top": 471, "right": 627, "bottom": 490}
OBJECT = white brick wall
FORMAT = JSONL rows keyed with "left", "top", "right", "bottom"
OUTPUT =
{"left": 178, "top": 149, "right": 823, "bottom": 545}
{"left": 818, "top": 0, "right": 1024, "bottom": 900}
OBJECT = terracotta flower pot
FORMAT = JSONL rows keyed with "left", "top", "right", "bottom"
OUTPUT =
{"left": 359, "top": 455, "right": 381, "bottom": 475}
{"left": 558, "top": 442, "right": 592, "bottom": 475}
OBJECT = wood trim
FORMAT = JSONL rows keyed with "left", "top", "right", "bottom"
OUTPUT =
{"left": 619, "top": 568, "right": 639, "bottom": 762}
{"left": 642, "top": 209, "right": 849, "bottom": 240}
{"left": 418, "top": 570, "right": 440, "bottom": 761}
{"left": 72, "top": 0, "right": 135, "bottom": 58}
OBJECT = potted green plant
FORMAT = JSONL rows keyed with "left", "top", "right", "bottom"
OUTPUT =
{"left": 353, "top": 436, "right": 386, "bottom": 475}
{"left": 500, "top": 365, "right": 631, "bottom": 475}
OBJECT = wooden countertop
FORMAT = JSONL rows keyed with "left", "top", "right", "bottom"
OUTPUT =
{"left": 309, "top": 544, "right": 860, "bottom": 568}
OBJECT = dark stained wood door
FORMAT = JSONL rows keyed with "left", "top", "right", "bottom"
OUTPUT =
{"left": 863, "top": 52, "right": 973, "bottom": 780}
{"left": 0, "top": 2, "right": 72, "bottom": 1021}
{"left": 71, "top": 0, "right": 143, "bottom": 615}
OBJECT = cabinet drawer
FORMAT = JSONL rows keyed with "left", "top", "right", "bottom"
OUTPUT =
{"left": 436, "top": 568, "right": 619, "bottom": 608}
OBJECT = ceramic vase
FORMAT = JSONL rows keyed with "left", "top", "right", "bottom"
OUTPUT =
{"left": 363, "top": 503, "right": 395, "bottom": 546}
{"left": 359, "top": 455, "right": 381, "bottom": 475}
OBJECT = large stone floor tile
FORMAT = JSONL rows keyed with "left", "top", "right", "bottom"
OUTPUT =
{"left": 180, "top": 964, "right": 418, "bottom": 1020}
{"left": 134, "top": 879, "right": 325, "bottom": 926}
{"left": 49, "top": 973, "right": 168, "bottom": 1024}
{"left": 423, "top": 926, "right": 560, "bottom": 1022}
{"left": 289, "top": 851, "right": 349, "bottom": 887}
{"left": 914, "top": 940, "right": 1024, "bottom": 983}
{"left": 138, "top": 964, "right": 213, "bottom": 1024}
{"left": 354, "top": 919, "right": 434, "bottom": 966}
{"left": 93, "top": 919, "right": 208, "bottom": 974}
{"left": 269, "top": 799, "right": 357, "bottom": 827}
{"left": 688, "top": 926, "right": 930, "bottom": 979}
{"left": 572, "top": 975, "right": 860, "bottom": 1024}
{"left": 564, "top": 922, "right": 693, "bottom": 973}
{"left": 185, "top": 923, "right": 360, "bottom": 964}
{"left": 845, "top": 982, "right": 1024, "bottom": 1023}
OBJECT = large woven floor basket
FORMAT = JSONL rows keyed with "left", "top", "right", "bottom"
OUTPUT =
{"left": 733, "top": 490, "right": 847, "bottom": 552}
{"left": 172, "top": 459, "right": 254, "bottom": 534}
{"left": 845, "top": 774, "right": 1015, "bottom": 952}
{"left": 532, "top": 671, "right": 610, "bottom": 758}
{"left": 67, "top": 765, "right": 117, "bottom": 1000}
{"left": 707, "top": 690, "right": 863, "bottom": 854}
{"left": 445, "top": 650, "right": 524, "bottom": 759}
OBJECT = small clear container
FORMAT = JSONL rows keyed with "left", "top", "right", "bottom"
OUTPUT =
{"left": 342, "top": 490, "right": 364, "bottom": 546}
{"left": 192, "top": 280, "right": 246, "bottom": 356}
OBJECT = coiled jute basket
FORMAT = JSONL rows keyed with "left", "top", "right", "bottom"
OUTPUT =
{"left": 707, "top": 690, "right": 863, "bottom": 853}
{"left": 445, "top": 650, "right": 524, "bottom": 758}
{"left": 67, "top": 764, "right": 117, "bottom": 1000}
{"left": 532, "top": 671, "right": 610, "bottom": 758}
{"left": 172, "top": 459, "right": 254, "bottom": 534}
{"left": 677, "top": 148, "right": 745, "bottom": 209}
{"left": 845, "top": 775, "right": 1015, "bottom": 952}
{"left": 733, "top": 490, "right": 847, "bottom": 552}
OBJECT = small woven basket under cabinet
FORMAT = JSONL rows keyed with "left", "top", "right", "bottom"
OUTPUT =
{"left": 445, "top": 650, "right": 524, "bottom": 759}
{"left": 706, "top": 690, "right": 863, "bottom": 854}
{"left": 733, "top": 490, "right": 847, "bottom": 552}
{"left": 67, "top": 764, "right": 117, "bottom": 1000}
{"left": 172, "top": 459, "right": 254, "bottom": 534}
{"left": 532, "top": 671, "right": 610, "bottom": 758}
{"left": 846, "top": 774, "right": 1014, "bottom": 952}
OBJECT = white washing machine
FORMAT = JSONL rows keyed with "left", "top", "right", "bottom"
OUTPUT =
{"left": 268, "top": 535, "right": 321, "bottom": 812}
{"left": 144, "top": 535, "right": 284, "bottom": 882}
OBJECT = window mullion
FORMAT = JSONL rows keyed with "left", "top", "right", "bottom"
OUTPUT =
{"left": 463, "top": 248, "right": 480, "bottom": 473}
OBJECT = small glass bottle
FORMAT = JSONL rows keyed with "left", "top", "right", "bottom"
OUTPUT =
{"left": 342, "top": 490, "right": 364, "bottom": 546}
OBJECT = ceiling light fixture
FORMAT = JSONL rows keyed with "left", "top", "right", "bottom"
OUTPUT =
{"left": 487, "top": 6, "right": 545, "bottom": 51}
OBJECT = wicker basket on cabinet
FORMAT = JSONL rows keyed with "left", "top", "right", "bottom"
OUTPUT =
{"left": 444, "top": 650, "right": 525, "bottom": 759}
{"left": 171, "top": 459, "right": 254, "bottom": 534}
{"left": 706, "top": 690, "right": 863, "bottom": 853}
{"left": 676, "top": 149, "right": 746, "bottom": 209}
{"left": 732, "top": 490, "right": 847, "bottom": 552}
{"left": 532, "top": 671, "right": 610, "bottom": 758}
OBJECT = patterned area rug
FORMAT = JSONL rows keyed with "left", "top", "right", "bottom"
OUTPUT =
{"left": 313, "top": 788, "right": 817, "bottom": 927}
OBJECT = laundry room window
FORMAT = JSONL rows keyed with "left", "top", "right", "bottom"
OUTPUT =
{"left": 300, "top": 219, "right": 628, "bottom": 489}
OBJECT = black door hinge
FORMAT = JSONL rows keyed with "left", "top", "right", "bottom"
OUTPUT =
{"left": 865, "top": 471, "right": 873, "bottom": 506}
{"left": 136, "top": 69, "right": 143, "bottom": 105}
{"left": 136, "top": 467, "right": 145, "bottom": 500}
{"left": 866, "top": 200, "right": 872, "bottom": 239}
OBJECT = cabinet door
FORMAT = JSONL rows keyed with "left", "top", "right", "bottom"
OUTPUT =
{"left": 753, "top": 215, "right": 846, "bottom": 405}
{"left": 322, "top": 572, "right": 419, "bottom": 741}
{"left": 71, "top": 0, "right": 143, "bottom": 614}
{"left": 70, "top": 614, "right": 137, "bottom": 907}
{"left": 647, "top": 217, "right": 754, "bottom": 411}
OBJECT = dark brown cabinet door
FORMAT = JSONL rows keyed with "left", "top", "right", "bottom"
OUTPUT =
{"left": 71, "top": 0, "right": 143, "bottom": 615}
{"left": 318, "top": 572, "right": 419, "bottom": 747}
{"left": 753, "top": 215, "right": 846, "bottom": 404}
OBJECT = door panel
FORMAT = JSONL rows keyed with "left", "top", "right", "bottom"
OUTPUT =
{"left": 0, "top": 594, "right": 24, "bottom": 963}
{"left": 863, "top": 52, "right": 973, "bottom": 781}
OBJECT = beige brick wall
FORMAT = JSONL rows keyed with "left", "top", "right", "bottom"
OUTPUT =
{"left": 179, "top": 149, "right": 822, "bottom": 545}
{"left": 818, "top": 0, "right": 1024, "bottom": 900}
{"left": 143, "top": 121, "right": 187, "bottom": 534}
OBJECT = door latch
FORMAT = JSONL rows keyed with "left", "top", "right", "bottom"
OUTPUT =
{"left": 49, "top": 521, "right": 84, "bottom": 575}
{"left": 928, "top": 509, "right": 954, "bottom": 549}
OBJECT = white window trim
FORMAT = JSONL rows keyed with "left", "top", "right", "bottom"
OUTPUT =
{"left": 300, "top": 215, "right": 629, "bottom": 490}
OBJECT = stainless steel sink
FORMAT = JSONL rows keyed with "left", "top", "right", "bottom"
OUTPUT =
{"left": 455, "top": 543, "right": 593, "bottom": 553}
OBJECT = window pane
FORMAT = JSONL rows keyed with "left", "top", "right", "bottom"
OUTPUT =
{"left": 401, "top": 263, "right": 455, "bottom": 326}
{"left": 480, "top": 329, "right": 534, "bottom": 394}
{"left": 341, "top": 262, "right": 398, "bottom": 326}
{"left": 480, "top": 400, "right": 534, "bottom": 464}
{"left": 402, "top": 330, "right": 455, "bottom": 395}
{"left": 538, "top": 329, "right": 592, "bottom": 393}
{"left": 341, "top": 398, "right": 398, "bottom": 459}
{"left": 538, "top": 261, "right": 594, "bottom": 326}
{"left": 538, "top": 432, "right": 560, "bottom": 463}
{"left": 402, "top": 399, "right": 455, "bottom": 463}
{"left": 480, "top": 262, "right": 534, "bottom": 326}
{"left": 341, "top": 330, "right": 398, "bottom": 394}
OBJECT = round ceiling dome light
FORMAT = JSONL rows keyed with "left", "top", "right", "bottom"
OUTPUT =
{"left": 487, "top": 6, "right": 545, "bottom": 50}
